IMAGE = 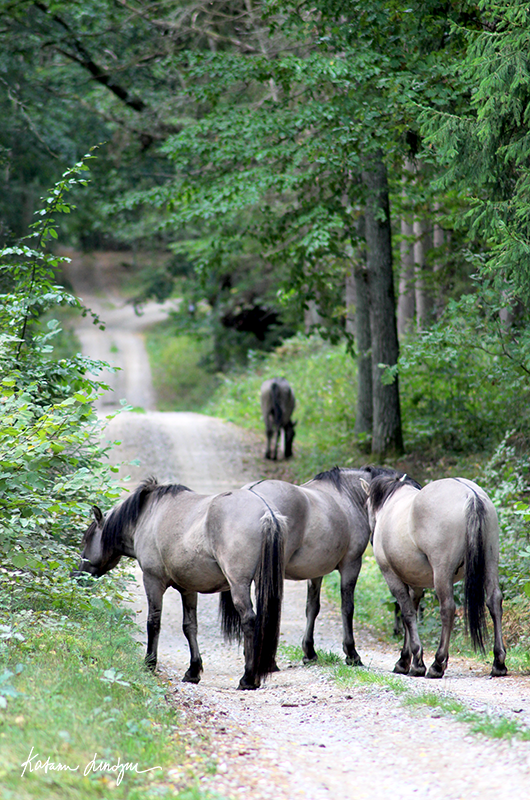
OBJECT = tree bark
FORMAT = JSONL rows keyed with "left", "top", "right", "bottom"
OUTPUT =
{"left": 362, "top": 156, "right": 403, "bottom": 456}
{"left": 398, "top": 166, "right": 415, "bottom": 337}
{"left": 352, "top": 261, "right": 373, "bottom": 436}
{"left": 414, "top": 217, "right": 433, "bottom": 331}
{"left": 398, "top": 214, "right": 415, "bottom": 337}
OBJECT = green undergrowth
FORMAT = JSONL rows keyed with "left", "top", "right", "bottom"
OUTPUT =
{"left": 278, "top": 643, "right": 342, "bottom": 667}
{"left": 205, "top": 333, "right": 359, "bottom": 479}
{"left": 145, "top": 324, "right": 219, "bottom": 412}
{"left": 0, "top": 576, "right": 218, "bottom": 800}
{"left": 332, "top": 664, "right": 530, "bottom": 741}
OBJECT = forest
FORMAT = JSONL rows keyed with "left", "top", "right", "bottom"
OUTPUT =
{"left": 2, "top": 0, "right": 530, "bottom": 795}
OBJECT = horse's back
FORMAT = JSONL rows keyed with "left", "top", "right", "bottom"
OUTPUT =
{"left": 410, "top": 478, "right": 499, "bottom": 561}
{"left": 260, "top": 378, "right": 295, "bottom": 425}
{"left": 243, "top": 480, "right": 309, "bottom": 557}
{"left": 413, "top": 478, "right": 496, "bottom": 526}
{"left": 206, "top": 489, "right": 286, "bottom": 576}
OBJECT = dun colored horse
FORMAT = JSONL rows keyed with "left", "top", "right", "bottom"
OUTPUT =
{"left": 363, "top": 473, "right": 507, "bottom": 678}
{"left": 74, "top": 478, "right": 287, "bottom": 689}
{"left": 223, "top": 466, "right": 403, "bottom": 666}
{"left": 260, "top": 377, "right": 296, "bottom": 460}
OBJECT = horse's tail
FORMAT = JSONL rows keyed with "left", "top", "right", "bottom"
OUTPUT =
{"left": 253, "top": 508, "right": 287, "bottom": 680}
{"left": 464, "top": 492, "right": 487, "bottom": 653}
{"left": 219, "top": 589, "right": 243, "bottom": 643}
{"left": 270, "top": 380, "right": 283, "bottom": 428}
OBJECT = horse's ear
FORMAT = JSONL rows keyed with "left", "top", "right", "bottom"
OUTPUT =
{"left": 92, "top": 506, "right": 104, "bottom": 525}
{"left": 360, "top": 479, "right": 370, "bottom": 496}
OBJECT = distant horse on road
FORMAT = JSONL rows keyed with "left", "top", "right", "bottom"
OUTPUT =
{"left": 260, "top": 377, "right": 296, "bottom": 460}
{"left": 73, "top": 477, "right": 287, "bottom": 690}
{"left": 363, "top": 472, "right": 507, "bottom": 678}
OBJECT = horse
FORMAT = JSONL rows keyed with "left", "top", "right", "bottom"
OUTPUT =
{"left": 362, "top": 472, "right": 507, "bottom": 679}
{"left": 260, "top": 377, "right": 296, "bottom": 460}
{"left": 222, "top": 466, "right": 405, "bottom": 667}
{"left": 73, "top": 477, "right": 287, "bottom": 690}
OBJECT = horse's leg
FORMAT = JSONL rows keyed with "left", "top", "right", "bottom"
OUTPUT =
{"left": 180, "top": 591, "right": 203, "bottom": 684}
{"left": 302, "top": 577, "right": 322, "bottom": 663}
{"left": 381, "top": 569, "right": 426, "bottom": 676}
{"left": 340, "top": 560, "right": 364, "bottom": 666}
{"left": 143, "top": 573, "right": 165, "bottom": 671}
{"left": 485, "top": 572, "right": 507, "bottom": 677}
{"left": 272, "top": 427, "right": 280, "bottom": 461}
{"left": 427, "top": 573, "right": 455, "bottom": 679}
{"left": 265, "top": 426, "right": 273, "bottom": 459}
{"left": 229, "top": 583, "right": 259, "bottom": 690}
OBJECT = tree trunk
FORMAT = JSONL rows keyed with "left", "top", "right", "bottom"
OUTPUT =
{"left": 414, "top": 217, "right": 433, "bottom": 331}
{"left": 352, "top": 261, "right": 373, "bottom": 436}
{"left": 398, "top": 165, "right": 415, "bottom": 337}
{"left": 398, "top": 214, "right": 415, "bottom": 337}
{"left": 362, "top": 157, "right": 403, "bottom": 456}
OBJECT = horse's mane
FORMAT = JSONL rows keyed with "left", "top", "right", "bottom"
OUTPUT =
{"left": 99, "top": 477, "right": 191, "bottom": 556}
{"left": 312, "top": 465, "right": 406, "bottom": 509}
{"left": 369, "top": 472, "right": 422, "bottom": 513}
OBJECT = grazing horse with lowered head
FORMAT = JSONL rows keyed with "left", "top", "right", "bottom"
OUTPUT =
{"left": 222, "top": 466, "right": 405, "bottom": 667}
{"left": 260, "top": 377, "right": 296, "bottom": 460}
{"left": 73, "top": 478, "right": 287, "bottom": 690}
{"left": 363, "top": 473, "right": 507, "bottom": 679}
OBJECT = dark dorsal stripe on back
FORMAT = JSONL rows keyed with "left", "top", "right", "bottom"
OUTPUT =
{"left": 100, "top": 477, "right": 191, "bottom": 556}
{"left": 369, "top": 472, "right": 422, "bottom": 513}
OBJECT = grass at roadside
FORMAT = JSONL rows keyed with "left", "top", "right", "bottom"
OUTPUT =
{"left": 278, "top": 645, "right": 530, "bottom": 741}
{"left": 0, "top": 578, "right": 219, "bottom": 800}
{"left": 331, "top": 664, "right": 530, "bottom": 741}
{"left": 145, "top": 324, "right": 219, "bottom": 412}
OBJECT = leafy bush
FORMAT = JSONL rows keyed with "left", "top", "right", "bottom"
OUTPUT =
{"left": 0, "top": 152, "right": 121, "bottom": 600}
{"left": 399, "top": 290, "right": 530, "bottom": 453}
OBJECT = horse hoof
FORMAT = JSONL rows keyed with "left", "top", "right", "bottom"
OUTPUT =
{"left": 426, "top": 666, "right": 444, "bottom": 679}
{"left": 346, "top": 656, "right": 363, "bottom": 667}
{"left": 302, "top": 654, "right": 318, "bottom": 665}
{"left": 393, "top": 662, "right": 410, "bottom": 675}
{"left": 491, "top": 665, "right": 508, "bottom": 677}
{"left": 237, "top": 680, "right": 260, "bottom": 690}
{"left": 182, "top": 674, "right": 201, "bottom": 684}
{"left": 410, "top": 665, "right": 427, "bottom": 677}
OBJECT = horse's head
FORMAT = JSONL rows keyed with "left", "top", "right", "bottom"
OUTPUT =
{"left": 284, "top": 420, "right": 297, "bottom": 458}
{"left": 71, "top": 506, "right": 122, "bottom": 578}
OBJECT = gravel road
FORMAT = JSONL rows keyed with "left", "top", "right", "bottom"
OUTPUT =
{"left": 69, "top": 252, "right": 530, "bottom": 800}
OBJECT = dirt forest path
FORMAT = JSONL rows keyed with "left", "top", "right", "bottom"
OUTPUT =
{"left": 68, "top": 252, "right": 530, "bottom": 800}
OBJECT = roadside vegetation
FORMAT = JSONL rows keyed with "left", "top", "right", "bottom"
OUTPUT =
{"left": 0, "top": 164, "right": 218, "bottom": 800}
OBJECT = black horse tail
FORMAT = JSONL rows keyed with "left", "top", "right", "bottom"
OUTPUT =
{"left": 219, "top": 590, "right": 243, "bottom": 643}
{"left": 464, "top": 492, "right": 487, "bottom": 653}
{"left": 271, "top": 380, "right": 283, "bottom": 428}
{"left": 253, "top": 508, "right": 287, "bottom": 680}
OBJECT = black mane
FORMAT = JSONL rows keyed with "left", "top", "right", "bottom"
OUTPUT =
{"left": 312, "top": 466, "right": 344, "bottom": 491}
{"left": 369, "top": 472, "right": 422, "bottom": 513}
{"left": 100, "top": 477, "right": 191, "bottom": 556}
{"left": 312, "top": 465, "right": 412, "bottom": 510}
